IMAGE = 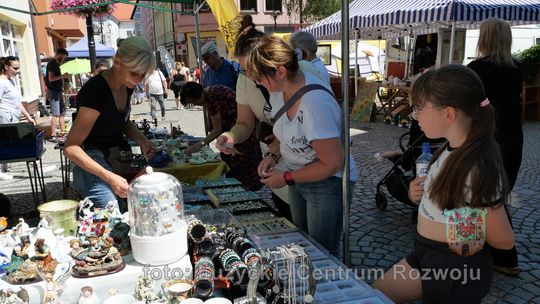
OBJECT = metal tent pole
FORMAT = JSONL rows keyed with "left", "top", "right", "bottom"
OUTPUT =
{"left": 341, "top": 0, "right": 351, "bottom": 267}
{"left": 449, "top": 21, "right": 456, "bottom": 64}
{"left": 354, "top": 28, "right": 358, "bottom": 97}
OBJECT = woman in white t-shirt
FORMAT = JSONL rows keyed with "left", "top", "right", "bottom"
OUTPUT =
{"left": 244, "top": 36, "right": 357, "bottom": 254}
{"left": 0, "top": 56, "right": 36, "bottom": 180}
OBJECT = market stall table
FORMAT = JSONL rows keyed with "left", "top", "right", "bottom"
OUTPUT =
{"left": 0, "top": 149, "right": 46, "bottom": 206}
{"left": 156, "top": 160, "right": 228, "bottom": 184}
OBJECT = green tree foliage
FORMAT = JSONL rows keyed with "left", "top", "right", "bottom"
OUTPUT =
{"left": 284, "top": 0, "right": 351, "bottom": 24}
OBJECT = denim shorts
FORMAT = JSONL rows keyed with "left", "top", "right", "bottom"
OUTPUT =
{"left": 72, "top": 149, "right": 120, "bottom": 209}
{"left": 47, "top": 90, "right": 65, "bottom": 116}
{"left": 288, "top": 176, "right": 355, "bottom": 254}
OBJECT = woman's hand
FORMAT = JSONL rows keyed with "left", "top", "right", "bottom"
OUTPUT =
{"left": 260, "top": 168, "right": 286, "bottom": 189}
{"left": 258, "top": 157, "right": 276, "bottom": 178}
{"left": 140, "top": 139, "right": 156, "bottom": 160}
{"left": 106, "top": 173, "right": 130, "bottom": 198}
{"left": 408, "top": 176, "right": 426, "bottom": 204}
{"left": 215, "top": 132, "right": 236, "bottom": 154}
{"left": 186, "top": 143, "right": 202, "bottom": 156}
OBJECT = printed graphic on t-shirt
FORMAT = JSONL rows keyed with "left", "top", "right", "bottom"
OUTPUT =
{"left": 444, "top": 207, "right": 487, "bottom": 256}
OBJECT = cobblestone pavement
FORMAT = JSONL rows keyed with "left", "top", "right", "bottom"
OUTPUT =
{"left": 1, "top": 96, "right": 539, "bottom": 303}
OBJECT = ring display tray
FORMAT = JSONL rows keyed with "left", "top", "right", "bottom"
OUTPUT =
{"left": 219, "top": 200, "right": 272, "bottom": 215}
{"left": 204, "top": 186, "right": 247, "bottom": 195}
{"left": 233, "top": 210, "right": 279, "bottom": 222}
{"left": 207, "top": 191, "right": 261, "bottom": 207}
{"left": 195, "top": 177, "right": 242, "bottom": 189}
{"left": 241, "top": 217, "right": 298, "bottom": 236}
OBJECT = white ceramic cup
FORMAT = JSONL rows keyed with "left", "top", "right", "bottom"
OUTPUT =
{"left": 103, "top": 294, "right": 136, "bottom": 304}
{"left": 204, "top": 298, "right": 233, "bottom": 304}
{"left": 181, "top": 298, "right": 204, "bottom": 304}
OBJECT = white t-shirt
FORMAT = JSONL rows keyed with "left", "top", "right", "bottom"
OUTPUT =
{"left": 145, "top": 70, "right": 166, "bottom": 95}
{"left": 273, "top": 71, "right": 357, "bottom": 181}
{"left": 0, "top": 78, "right": 22, "bottom": 117}
{"left": 180, "top": 67, "right": 192, "bottom": 81}
{"left": 311, "top": 57, "right": 330, "bottom": 86}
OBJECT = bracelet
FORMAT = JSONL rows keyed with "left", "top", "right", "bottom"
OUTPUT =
{"left": 263, "top": 152, "right": 279, "bottom": 162}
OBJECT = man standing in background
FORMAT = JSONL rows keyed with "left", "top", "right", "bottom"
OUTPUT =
{"left": 45, "top": 48, "right": 70, "bottom": 138}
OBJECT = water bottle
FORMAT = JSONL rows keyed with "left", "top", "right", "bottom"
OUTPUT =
{"left": 416, "top": 142, "right": 432, "bottom": 177}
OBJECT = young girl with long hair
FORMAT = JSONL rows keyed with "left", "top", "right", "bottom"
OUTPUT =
{"left": 373, "top": 64, "right": 515, "bottom": 303}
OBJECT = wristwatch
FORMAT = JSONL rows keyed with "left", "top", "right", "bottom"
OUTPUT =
{"left": 283, "top": 171, "right": 296, "bottom": 186}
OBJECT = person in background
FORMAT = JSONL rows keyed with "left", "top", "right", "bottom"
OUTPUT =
{"left": 373, "top": 65, "right": 514, "bottom": 303}
{"left": 194, "top": 67, "right": 200, "bottom": 83}
{"left": 45, "top": 48, "right": 70, "bottom": 138}
{"left": 180, "top": 81, "right": 262, "bottom": 191}
{"left": 244, "top": 36, "right": 357, "bottom": 254}
{"left": 0, "top": 56, "right": 36, "bottom": 181}
{"left": 467, "top": 17, "right": 523, "bottom": 276}
{"left": 171, "top": 62, "right": 186, "bottom": 110}
{"left": 93, "top": 60, "right": 109, "bottom": 76}
{"left": 180, "top": 61, "right": 192, "bottom": 81}
{"left": 289, "top": 31, "right": 331, "bottom": 86}
{"left": 133, "top": 82, "right": 145, "bottom": 105}
{"left": 145, "top": 68, "right": 168, "bottom": 121}
{"left": 64, "top": 37, "right": 156, "bottom": 209}
{"left": 200, "top": 42, "right": 237, "bottom": 90}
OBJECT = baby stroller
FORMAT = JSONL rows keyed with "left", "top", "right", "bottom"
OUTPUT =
{"left": 375, "top": 120, "right": 445, "bottom": 210}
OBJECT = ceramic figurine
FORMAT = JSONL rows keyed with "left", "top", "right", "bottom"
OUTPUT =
{"left": 78, "top": 285, "right": 99, "bottom": 304}
{"left": 134, "top": 275, "right": 161, "bottom": 302}
{"left": 14, "top": 219, "right": 30, "bottom": 237}
{"left": 43, "top": 273, "right": 61, "bottom": 304}
{"left": 0, "top": 216, "right": 7, "bottom": 232}
{"left": 69, "top": 237, "right": 125, "bottom": 278}
{"left": 78, "top": 199, "right": 95, "bottom": 235}
{"left": 3, "top": 288, "right": 28, "bottom": 304}
{"left": 105, "top": 201, "right": 123, "bottom": 229}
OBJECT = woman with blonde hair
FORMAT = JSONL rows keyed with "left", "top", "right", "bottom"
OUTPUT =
{"left": 65, "top": 36, "right": 156, "bottom": 209}
{"left": 244, "top": 36, "right": 357, "bottom": 254}
{"left": 467, "top": 17, "right": 522, "bottom": 276}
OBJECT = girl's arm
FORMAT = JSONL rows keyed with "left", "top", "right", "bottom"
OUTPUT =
{"left": 228, "top": 104, "right": 257, "bottom": 144}
{"left": 485, "top": 204, "right": 515, "bottom": 250}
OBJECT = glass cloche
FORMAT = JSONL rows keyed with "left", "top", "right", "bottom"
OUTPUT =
{"left": 127, "top": 167, "right": 188, "bottom": 265}
{"left": 128, "top": 167, "right": 184, "bottom": 237}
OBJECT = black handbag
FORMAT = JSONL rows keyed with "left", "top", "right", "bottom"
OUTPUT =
{"left": 255, "top": 121, "right": 274, "bottom": 144}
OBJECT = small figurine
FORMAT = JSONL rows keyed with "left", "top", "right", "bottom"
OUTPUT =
{"left": 43, "top": 273, "right": 61, "bottom": 304}
{"left": 78, "top": 199, "right": 95, "bottom": 235}
{"left": 69, "top": 237, "right": 125, "bottom": 278}
{"left": 15, "top": 219, "right": 29, "bottom": 237}
{"left": 38, "top": 217, "right": 50, "bottom": 229}
{"left": 78, "top": 285, "right": 99, "bottom": 304}
{"left": 105, "top": 200, "right": 123, "bottom": 229}
{"left": 134, "top": 274, "right": 160, "bottom": 302}
{"left": 4, "top": 288, "right": 27, "bottom": 304}
{"left": 33, "top": 238, "right": 50, "bottom": 260}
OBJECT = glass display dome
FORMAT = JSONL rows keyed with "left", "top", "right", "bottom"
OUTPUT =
{"left": 128, "top": 167, "right": 184, "bottom": 237}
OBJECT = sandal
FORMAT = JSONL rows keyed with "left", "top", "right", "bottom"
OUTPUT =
{"left": 494, "top": 265, "right": 521, "bottom": 276}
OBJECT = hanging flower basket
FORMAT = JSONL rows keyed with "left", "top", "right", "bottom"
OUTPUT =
{"left": 50, "top": 0, "right": 116, "bottom": 18}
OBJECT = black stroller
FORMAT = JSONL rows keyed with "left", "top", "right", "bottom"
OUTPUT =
{"left": 375, "top": 120, "right": 445, "bottom": 210}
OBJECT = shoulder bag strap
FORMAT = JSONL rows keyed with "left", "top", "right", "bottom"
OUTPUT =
{"left": 273, "top": 84, "right": 335, "bottom": 122}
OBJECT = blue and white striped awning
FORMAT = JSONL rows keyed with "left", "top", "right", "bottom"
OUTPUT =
{"left": 306, "top": 0, "right": 540, "bottom": 39}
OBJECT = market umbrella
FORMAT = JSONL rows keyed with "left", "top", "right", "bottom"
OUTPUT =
{"left": 60, "top": 58, "right": 91, "bottom": 75}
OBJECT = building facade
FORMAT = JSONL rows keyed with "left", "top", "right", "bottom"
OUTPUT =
{"left": 0, "top": 1, "right": 42, "bottom": 98}
{"left": 138, "top": 0, "right": 301, "bottom": 68}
